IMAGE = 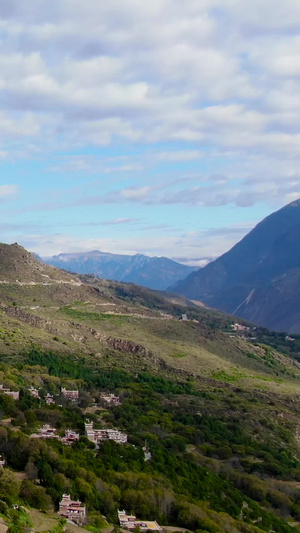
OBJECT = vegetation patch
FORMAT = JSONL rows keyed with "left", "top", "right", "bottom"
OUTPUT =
{"left": 59, "top": 306, "right": 129, "bottom": 324}
{"left": 211, "top": 369, "right": 249, "bottom": 382}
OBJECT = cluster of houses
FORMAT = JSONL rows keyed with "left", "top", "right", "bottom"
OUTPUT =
{"left": 85, "top": 421, "right": 127, "bottom": 446}
{"left": 28, "top": 387, "right": 80, "bottom": 405}
{"left": 0, "top": 384, "right": 82, "bottom": 405}
{"left": 28, "top": 388, "right": 55, "bottom": 405}
{"left": 0, "top": 381, "right": 157, "bottom": 529}
{"left": 0, "top": 384, "right": 124, "bottom": 410}
{"left": 0, "top": 381, "right": 156, "bottom": 530}
{"left": 118, "top": 510, "right": 162, "bottom": 531}
{"left": 57, "top": 500, "right": 161, "bottom": 530}
{"left": 29, "top": 387, "right": 79, "bottom": 404}
{"left": 0, "top": 384, "right": 19, "bottom": 400}
{"left": 28, "top": 386, "right": 80, "bottom": 404}
{"left": 30, "top": 420, "right": 131, "bottom": 449}
{"left": 30, "top": 424, "right": 80, "bottom": 445}
{"left": 231, "top": 323, "right": 250, "bottom": 333}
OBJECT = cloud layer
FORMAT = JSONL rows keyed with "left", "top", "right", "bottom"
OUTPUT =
{"left": 0, "top": 1, "right": 300, "bottom": 259}
{"left": 0, "top": 0, "right": 299, "bottom": 157}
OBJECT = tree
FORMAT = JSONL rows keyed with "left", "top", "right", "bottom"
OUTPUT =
{"left": 25, "top": 461, "right": 38, "bottom": 482}
{"left": 7, "top": 508, "right": 33, "bottom": 533}
{"left": 20, "top": 479, "right": 51, "bottom": 511}
{"left": 0, "top": 468, "right": 19, "bottom": 504}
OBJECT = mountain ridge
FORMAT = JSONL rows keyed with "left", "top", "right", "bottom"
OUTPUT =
{"left": 169, "top": 199, "right": 300, "bottom": 333}
{"left": 42, "top": 250, "right": 198, "bottom": 290}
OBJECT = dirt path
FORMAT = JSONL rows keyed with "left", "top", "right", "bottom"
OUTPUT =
{"left": 0, "top": 279, "right": 82, "bottom": 286}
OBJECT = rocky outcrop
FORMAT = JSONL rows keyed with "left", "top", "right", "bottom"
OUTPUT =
{"left": 106, "top": 337, "right": 149, "bottom": 356}
{"left": 5, "top": 307, "right": 52, "bottom": 330}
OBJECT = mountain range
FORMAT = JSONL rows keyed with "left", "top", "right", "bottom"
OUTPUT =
{"left": 42, "top": 250, "right": 197, "bottom": 291}
{"left": 170, "top": 199, "right": 300, "bottom": 333}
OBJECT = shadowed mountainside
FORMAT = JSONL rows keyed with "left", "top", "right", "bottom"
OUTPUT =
{"left": 169, "top": 200, "right": 300, "bottom": 333}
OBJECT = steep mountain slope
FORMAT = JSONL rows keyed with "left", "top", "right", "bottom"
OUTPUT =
{"left": 169, "top": 199, "right": 300, "bottom": 333}
{"left": 42, "top": 250, "right": 197, "bottom": 290}
{"left": 0, "top": 241, "right": 296, "bottom": 390}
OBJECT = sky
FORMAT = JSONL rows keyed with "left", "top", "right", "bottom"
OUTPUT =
{"left": 1, "top": 0, "right": 300, "bottom": 266}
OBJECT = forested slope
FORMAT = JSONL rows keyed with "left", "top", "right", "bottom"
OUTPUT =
{"left": 0, "top": 244, "right": 299, "bottom": 532}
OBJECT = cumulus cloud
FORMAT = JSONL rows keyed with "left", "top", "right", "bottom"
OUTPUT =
{"left": 0, "top": 0, "right": 298, "bottom": 158}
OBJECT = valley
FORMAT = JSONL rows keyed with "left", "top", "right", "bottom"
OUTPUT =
{"left": 0, "top": 244, "right": 299, "bottom": 533}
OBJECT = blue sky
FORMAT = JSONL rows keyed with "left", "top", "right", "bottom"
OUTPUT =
{"left": 1, "top": 0, "right": 300, "bottom": 265}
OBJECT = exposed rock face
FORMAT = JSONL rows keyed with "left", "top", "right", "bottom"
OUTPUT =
{"left": 106, "top": 337, "right": 149, "bottom": 356}
{"left": 69, "top": 321, "right": 151, "bottom": 356}
{"left": 169, "top": 199, "right": 300, "bottom": 333}
{"left": 5, "top": 307, "right": 52, "bottom": 330}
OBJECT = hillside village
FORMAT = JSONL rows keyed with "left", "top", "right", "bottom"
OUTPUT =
{"left": 0, "top": 338, "right": 297, "bottom": 533}
{"left": 0, "top": 344, "right": 297, "bottom": 533}
{"left": 0, "top": 381, "right": 154, "bottom": 528}
{"left": 0, "top": 247, "right": 298, "bottom": 533}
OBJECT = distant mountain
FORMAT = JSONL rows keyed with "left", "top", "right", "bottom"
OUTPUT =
{"left": 42, "top": 250, "right": 198, "bottom": 291}
{"left": 169, "top": 199, "right": 300, "bottom": 333}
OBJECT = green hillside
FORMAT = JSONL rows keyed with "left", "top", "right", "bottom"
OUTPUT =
{"left": 0, "top": 245, "right": 300, "bottom": 533}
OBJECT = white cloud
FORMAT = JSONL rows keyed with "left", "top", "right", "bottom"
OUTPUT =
{"left": 22, "top": 226, "right": 249, "bottom": 261}
{"left": 156, "top": 150, "right": 204, "bottom": 162}
{"left": 0, "top": 0, "right": 298, "bottom": 157}
{"left": 121, "top": 186, "right": 153, "bottom": 200}
{"left": 0, "top": 184, "right": 18, "bottom": 197}
{"left": 0, "top": 0, "right": 300, "bottom": 236}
